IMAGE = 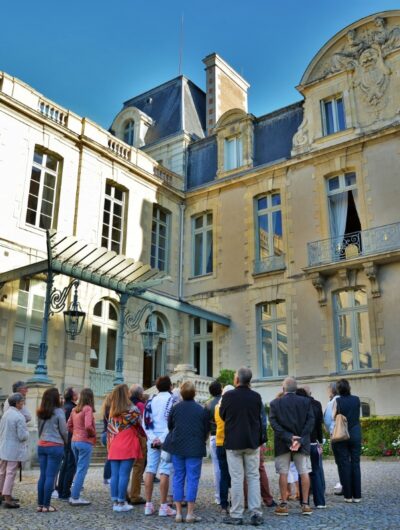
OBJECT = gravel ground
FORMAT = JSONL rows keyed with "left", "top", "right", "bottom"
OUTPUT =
{"left": 1, "top": 459, "right": 399, "bottom": 530}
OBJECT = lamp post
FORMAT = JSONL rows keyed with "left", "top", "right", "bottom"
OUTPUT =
{"left": 63, "top": 281, "right": 86, "bottom": 340}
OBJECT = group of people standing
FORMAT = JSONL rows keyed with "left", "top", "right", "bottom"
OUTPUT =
{"left": 0, "top": 369, "right": 362, "bottom": 524}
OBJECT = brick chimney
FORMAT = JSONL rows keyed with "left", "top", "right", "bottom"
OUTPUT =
{"left": 203, "top": 53, "right": 250, "bottom": 135}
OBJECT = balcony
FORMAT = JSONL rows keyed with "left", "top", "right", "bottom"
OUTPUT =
{"left": 89, "top": 368, "right": 114, "bottom": 396}
{"left": 307, "top": 222, "right": 400, "bottom": 267}
{"left": 253, "top": 254, "right": 286, "bottom": 275}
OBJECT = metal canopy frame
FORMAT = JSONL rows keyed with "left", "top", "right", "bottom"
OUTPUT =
{"left": 0, "top": 230, "right": 230, "bottom": 386}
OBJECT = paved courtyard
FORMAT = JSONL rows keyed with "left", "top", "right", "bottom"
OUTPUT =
{"left": 2, "top": 459, "right": 399, "bottom": 530}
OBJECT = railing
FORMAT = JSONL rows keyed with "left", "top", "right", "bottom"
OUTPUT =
{"left": 107, "top": 136, "right": 132, "bottom": 160}
{"left": 307, "top": 222, "right": 400, "bottom": 267}
{"left": 253, "top": 254, "right": 286, "bottom": 274}
{"left": 154, "top": 165, "right": 173, "bottom": 185}
{"left": 89, "top": 369, "right": 114, "bottom": 396}
{"left": 38, "top": 99, "right": 67, "bottom": 126}
{"left": 145, "top": 364, "right": 213, "bottom": 402}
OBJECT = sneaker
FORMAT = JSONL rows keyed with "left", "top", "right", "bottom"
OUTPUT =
{"left": 301, "top": 504, "right": 313, "bottom": 516}
{"left": 334, "top": 482, "right": 343, "bottom": 495}
{"left": 186, "top": 514, "right": 202, "bottom": 523}
{"left": 344, "top": 498, "right": 353, "bottom": 503}
{"left": 103, "top": 479, "right": 111, "bottom": 485}
{"left": 119, "top": 502, "right": 133, "bottom": 512}
{"left": 275, "top": 502, "right": 289, "bottom": 516}
{"left": 250, "top": 513, "right": 264, "bottom": 526}
{"left": 159, "top": 504, "right": 177, "bottom": 516}
{"left": 266, "top": 500, "right": 277, "bottom": 507}
{"left": 144, "top": 502, "right": 155, "bottom": 515}
{"left": 51, "top": 490, "right": 59, "bottom": 499}
{"left": 69, "top": 497, "right": 91, "bottom": 506}
{"left": 316, "top": 505, "right": 327, "bottom": 509}
{"left": 353, "top": 498, "right": 362, "bottom": 503}
{"left": 222, "top": 516, "right": 243, "bottom": 525}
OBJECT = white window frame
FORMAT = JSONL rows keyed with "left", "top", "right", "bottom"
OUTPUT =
{"left": 192, "top": 212, "right": 213, "bottom": 277}
{"left": 321, "top": 95, "right": 346, "bottom": 136}
{"left": 190, "top": 317, "right": 213, "bottom": 377}
{"left": 258, "top": 301, "right": 288, "bottom": 378}
{"left": 255, "top": 193, "right": 283, "bottom": 260}
{"left": 224, "top": 135, "right": 243, "bottom": 171}
{"left": 123, "top": 120, "right": 135, "bottom": 145}
{"left": 333, "top": 289, "right": 372, "bottom": 373}
{"left": 101, "top": 183, "right": 125, "bottom": 253}
{"left": 12, "top": 279, "right": 45, "bottom": 365}
{"left": 90, "top": 300, "right": 119, "bottom": 373}
{"left": 151, "top": 205, "right": 170, "bottom": 272}
{"left": 25, "top": 147, "right": 60, "bottom": 230}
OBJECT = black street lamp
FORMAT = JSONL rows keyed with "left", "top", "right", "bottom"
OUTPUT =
{"left": 63, "top": 281, "right": 86, "bottom": 340}
{"left": 140, "top": 314, "right": 160, "bottom": 357}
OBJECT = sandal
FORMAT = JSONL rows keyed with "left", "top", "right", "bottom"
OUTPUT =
{"left": 186, "top": 515, "right": 202, "bottom": 523}
{"left": 42, "top": 505, "right": 57, "bottom": 512}
{"left": 37, "top": 506, "right": 43, "bottom": 512}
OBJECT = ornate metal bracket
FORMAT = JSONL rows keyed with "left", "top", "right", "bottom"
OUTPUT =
{"left": 49, "top": 279, "right": 81, "bottom": 316}
{"left": 364, "top": 262, "right": 381, "bottom": 298}
{"left": 124, "top": 303, "right": 155, "bottom": 335}
{"left": 310, "top": 272, "right": 327, "bottom": 306}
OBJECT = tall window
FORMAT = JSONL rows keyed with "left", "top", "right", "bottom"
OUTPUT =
{"left": 102, "top": 183, "right": 125, "bottom": 253}
{"left": 327, "top": 173, "right": 361, "bottom": 260}
{"left": 258, "top": 301, "right": 288, "bottom": 378}
{"left": 25, "top": 147, "right": 60, "bottom": 229}
{"left": 12, "top": 278, "right": 45, "bottom": 365}
{"left": 151, "top": 205, "right": 170, "bottom": 271}
{"left": 123, "top": 120, "right": 135, "bottom": 145}
{"left": 224, "top": 136, "right": 243, "bottom": 170}
{"left": 321, "top": 95, "right": 346, "bottom": 135}
{"left": 255, "top": 193, "right": 283, "bottom": 262}
{"left": 90, "top": 300, "right": 118, "bottom": 372}
{"left": 191, "top": 317, "right": 213, "bottom": 377}
{"left": 192, "top": 212, "right": 213, "bottom": 276}
{"left": 334, "top": 289, "right": 372, "bottom": 372}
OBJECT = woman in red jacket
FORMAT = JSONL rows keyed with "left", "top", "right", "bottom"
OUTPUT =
{"left": 67, "top": 388, "right": 96, "bottom": 506}
{"left": 107, "top": 384, "right": 142, "bottom": 512}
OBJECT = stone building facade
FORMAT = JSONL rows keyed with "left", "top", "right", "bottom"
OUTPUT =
{"left": 1, "top": 10, "right": 400, "bottom": 415}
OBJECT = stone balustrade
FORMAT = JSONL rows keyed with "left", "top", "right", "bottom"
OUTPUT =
{"left": 146, "top": 364, "right": 213, "bottom": 402}
{"left": 38, "top": 98, "right": 67, "bottom": 126}
{"left": 107, "top": 135, "right": 132, "bottom": 161}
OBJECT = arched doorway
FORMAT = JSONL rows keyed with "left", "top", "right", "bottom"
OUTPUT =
{"left": 143, "top": 313, "right": 168, "bottom": 389}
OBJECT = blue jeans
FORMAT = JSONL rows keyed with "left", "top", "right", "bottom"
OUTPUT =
{"left": 37, "top": 445, "right": 64, "bottom": 507}
{"left": 310, "top": 444, "right": 326, "bottom": 507}
{"left": 101, "top": 432, "right": 111, "bottom": 480}
{"left": 110, "top": 459, "right": 134, "bottom": 502}
{"left": 172, "top": 455, "right": 202, "bottom": 503}
{"left": 216, "top": 446, "right": 231, "bottom": 509}
{"left": 71, "top": 441, "right": 93, "bottom": 499}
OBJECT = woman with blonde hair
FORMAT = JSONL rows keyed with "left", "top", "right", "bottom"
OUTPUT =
{"left": 107, "top": 384, "right": 142, "bottom": 512}
{"left": 67, "top": 388, "right": 96, "bottom": 506}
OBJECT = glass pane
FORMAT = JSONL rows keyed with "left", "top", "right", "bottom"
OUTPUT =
{"left": 114, "top": 188, "right": 123, "bottom": 201}
{"left": 345, "top": 173, "right": 356, "bottom": 187}
{"left": 224, "top": 138, "right": 235, "bottom": 170}
{"left": 154, "top": 341, "right": 163, "bottom": 379}
{"left": 276, "top": 301, "right": 286, "bottom": 319}
{"left": 44, "top": 172, "right": 56, "bottom": 188}
{"left": 16, "top": 306, "right": 27, "bottom": 324}
{"left": 105, "top": 183, "right": 111, "bottom": 196}
{"left": 18, "top": 291, "right": 29, "bottom": 307}
{"left": 25, "top": 209, "right": 37, "bottom": 226}
{"left": 90, "top": 324, "right": 100, "bottom": 368}
{"left": 104, "top": 198, "right": 111, "bottom": 212}
{"left": 194, "top": 233, "right": 203, "bottom": 276}
{"left": 328, "top": 176, "right": 340, "bottom": 191}
{"left": 206, "top": 213, "right": 213, "bottom": 225}
{"left": 156, "top": 317, "right": 165, "bottom": 333}
{"left": 257, "top": 197, "right": 267, "bottom": 211}
{"left": 261, "top": 326, "right": 273, "bottom": 377}
{"left": 111, "top": 241, "right": 120, "bottom": 253}
{"left": 46, "top": 154, "right": 58, "bottom": 171}
{"left": 159, "top": 224, "right": 166, "bottom": 237}
{"left": 272, "top": 193, "right": 281, "bottom": 206}
{"left": 207, "top": 341, "right": 213, "bottom": 377}
{"left": 336, "top": 291, "right": 351, "bottom": 309}
{"left": 277, "top": 323, "right": 288, "bottom": 376}
{"left": 193, "top": 317, "right": 201, "bottom": 335}
{"left": 40, "top": 199, "right": 53, "bottom": 217}
{"left": 159, "top": 210, "right": 167, "bottom": 223}
{"left": 106, "top": 328, "right": 117, "bottom": 371}
{"left": 336, "top": 98, "right": 346, "bottom": 131}
{"left": 357, "top": 311, "right": 372, "bottom": 369}
{"left": 258, "top": 213, "right": 269, "bottom": 259}
{"left": 194, "top": 216, "right": 203, "bottom": 229}
{"left": 354, "top": 289, "right": 367, "bottom": 306}
{"left": 108, "top": 304, "right": 118, "bottom": 321}
{"left": 236, "top": 138, "right": 243, "bottom": 166}
{"left": 206, "top": 230, "right": 213, "bottom": 273}
{"left": 206, "top": 320, "right": 213, "bottom": 334}
{"left": 39, "top": 214, "right": 52, "bottom": 229}
{"left": 103, "top": 211, "right": 110, "bottom": 225}
{"left": 193, "top": 342, "right": 200, "bottom": 374}
{"left": 113, "top": 203, "right": 122, "bottom": 217}
{"left": 339, "top": 314, "right": 354, "bottom": 371}
{"left": 324, "top": 100, "right": 334, "bottom": 134}
{"left": 29, "top": 178, "right": 40, "bottom": 196}
{"left": 260, "top": 303, "right": 273, "bottom": 321}
{"left": 31, "top": 309, "right": 43, "bottom": 328}
{"left": 27, "top": 344, "right": 39, "bottom": 365}
{"left": 272, "top": 210, "right": 283, "bottom": 255}
{"left": 12, "top": 342, "right": 24, "bottom": 362}
{"left": 111, "top": 227, "right": 121, "bottom": 242}
{"left": 42, "top": 186, "right": 55, "bottom": 202}
{"left": 19, "top": 278, "right": 30, "bottom": 292}
{"left": 34, "top": 150, "right": 43, "bottom": 165}
{"left": 27, "top": 194, "right": 38, "bottom": 211}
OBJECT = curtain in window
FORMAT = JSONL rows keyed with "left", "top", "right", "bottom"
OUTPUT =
{"left": 329, "top": 191, "right": 348, "bottom": 240}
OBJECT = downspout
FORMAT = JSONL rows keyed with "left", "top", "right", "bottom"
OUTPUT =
{"left": 178, "top": 203, "right": 185, "bottom": 300}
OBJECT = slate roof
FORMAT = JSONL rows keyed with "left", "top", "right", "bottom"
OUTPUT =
{"left": 123, "top": 76, "right": 206, "bottom": 144}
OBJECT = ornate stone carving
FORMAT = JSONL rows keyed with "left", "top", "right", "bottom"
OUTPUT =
{"left": 371, "top": 16, "right": 400, "bottom": 55}
{"left": 364, "top": 262, "right": 381, "bottom": 297}
{"left": 293, "top": 117, "right": 309, "bottom": 148}
{"left": 353, "top": 45, "right": 391, "bottom": 109}
{"left": 311, "top": 272, "right": 327, "bottom": 306}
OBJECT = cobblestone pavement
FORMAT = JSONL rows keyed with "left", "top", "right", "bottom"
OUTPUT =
{"left": 2, "top": 459, "right": 399, "bottom": 530}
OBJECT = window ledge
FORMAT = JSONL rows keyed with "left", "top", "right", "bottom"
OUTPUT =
{"left": 253, "top": 256, "right": 286, "bottom": 276}
{"left": 314, "top": 127, "right": 355, "bottom": 145}
{"left": 187, "top": 273, "right": 214, "bottom": 281}
{"left": 252, "top": 376, "right": 287, "bottom": 384}
{"left": 329, "top": 368, "right": 380, "bottom": 377}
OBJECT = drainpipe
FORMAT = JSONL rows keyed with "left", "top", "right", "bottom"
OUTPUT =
{"left": 178, "top": 203, "right": 185, "bottom": 300}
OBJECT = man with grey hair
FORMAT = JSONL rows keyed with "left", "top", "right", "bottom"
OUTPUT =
{"left": 3, "top": 381, "right": 31, "bottom": 423}
{"left": 269, "top": 377, "right": 314, "bottom": 517}
{"left": 219, "top": 367, "right": 264, "bottom": 526}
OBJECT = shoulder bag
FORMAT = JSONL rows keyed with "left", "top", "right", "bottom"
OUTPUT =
{"left": 331, "top": 398, "right": 350, "bottom": 442}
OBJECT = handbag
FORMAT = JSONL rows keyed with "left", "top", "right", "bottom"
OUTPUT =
{"left": 331, "top": 398, "right": 350, "bottom": 442}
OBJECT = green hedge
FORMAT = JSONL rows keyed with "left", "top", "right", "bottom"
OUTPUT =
{"left": 264, "top": 416, "right": 400, "bottom": 458}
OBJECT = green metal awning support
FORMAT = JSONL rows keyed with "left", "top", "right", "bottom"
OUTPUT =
{"left": 0, "top": 230, "right": 230, "bottom": 385}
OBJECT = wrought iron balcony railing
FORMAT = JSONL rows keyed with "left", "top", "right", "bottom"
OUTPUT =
{"left": 307, "top": 222, "right": 400, "bottom": 267}
{"left": 253, "top": 254, "right": 286, "bottom": 274}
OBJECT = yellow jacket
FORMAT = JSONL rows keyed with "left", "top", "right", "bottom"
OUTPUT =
{"left": 214, "top": 402, "right": 225, "bottom": 447}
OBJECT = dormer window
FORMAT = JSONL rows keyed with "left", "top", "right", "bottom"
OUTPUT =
{"left": 321, "top": 95, "right": 346, "bottom": 136}
{"left": 224, "top": 135, "right": 243, "bottom": 170}
{"left": 123, "top": 120, "right": 135, "bottom": 145}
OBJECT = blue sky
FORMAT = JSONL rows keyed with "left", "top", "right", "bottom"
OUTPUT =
{"left": 1, "top": 0, "right": 399, "bottom": 128}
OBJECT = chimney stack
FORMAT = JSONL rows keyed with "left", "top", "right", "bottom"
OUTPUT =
{"left": 203, "top": 53, "right": 250, "bottom": 135}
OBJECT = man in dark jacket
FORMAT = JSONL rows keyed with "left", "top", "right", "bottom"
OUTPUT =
{"left": 269, "top": 377, "right": 314, "bottom": 517}
{"left": 57, "top": 387, "right": 78, "bottom": 499}
{"left": 219, "top": 367, "right": 263, "bottom": 526}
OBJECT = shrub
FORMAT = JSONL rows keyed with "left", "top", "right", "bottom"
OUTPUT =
{"left": 217, "top": 369, "right": 235, "bottom": 386}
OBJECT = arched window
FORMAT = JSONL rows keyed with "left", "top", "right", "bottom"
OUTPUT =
{"left": 90, "top": 300, "right": 118, "bottom": 372}
{"left": 143, "top": 313, "right": 168, "bottom": 388}
{"left": 123, "top": 120, "right": 135, "bottom": 145}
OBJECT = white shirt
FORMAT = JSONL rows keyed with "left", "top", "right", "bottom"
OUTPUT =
{"left": 324, "top": 395, "right": 338, "bottom": 434}
{"left": 144, "top": 391, "right": 174, "bottom": 443}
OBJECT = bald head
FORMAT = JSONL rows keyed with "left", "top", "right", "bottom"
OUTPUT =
{"left": 283, "top": 377, "right": 297, "bottom": 393}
